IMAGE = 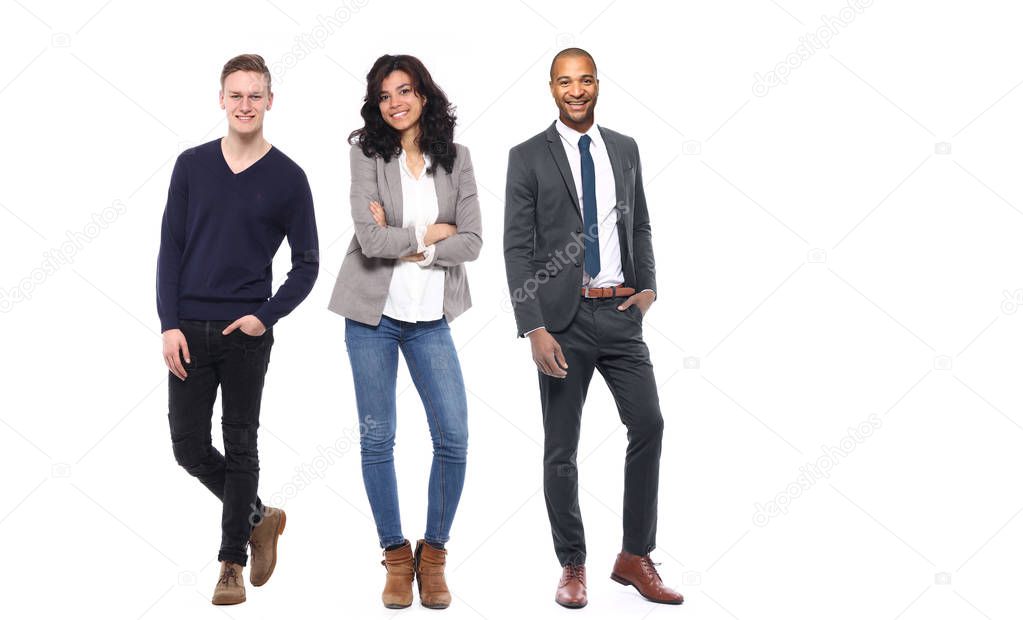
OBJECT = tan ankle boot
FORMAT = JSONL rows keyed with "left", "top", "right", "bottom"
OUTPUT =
{"left": 249, "top": 506, "right": 286, "bottom": 586}
{"left": 381, "top": 540, "right": 414, "bottom": 609}
{"left": 212, "top": 561, "right": 246, "bottom": 605}
{"left": 414, "top": 540, "right": 451, "bottom": 609}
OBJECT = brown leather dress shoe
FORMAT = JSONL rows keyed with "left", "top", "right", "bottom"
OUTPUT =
{"left": 249, "top": 506, "right": 286, "bottom": 587}
{"left": 556, "top": 564, "right": 587, "bottom": 608}
{"left": 414, "top": 540, "right": 452, "bottom": 609}
{"left": 610, "top": 551, "right": 683, "bottom": 604}
{"left": 381, "top": 541, "right": 415, "bottom": 609}
{"left": 211, "top": 561, "right": 246, "bottom": 605}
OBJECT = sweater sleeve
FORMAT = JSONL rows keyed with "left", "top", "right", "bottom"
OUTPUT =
{"left": 156, "top": 153, "right": 189, "bottom": 332}
{"left": 253, "top": 171, "right": 320, "bottom": 328}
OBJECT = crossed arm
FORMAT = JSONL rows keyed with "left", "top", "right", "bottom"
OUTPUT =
{"left": 358, "top": 145, "right": 482, "bottom": 267}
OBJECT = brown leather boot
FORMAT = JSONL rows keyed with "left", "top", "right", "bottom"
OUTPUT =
{"left": 610, "top": 551, "right": 683, "bottom": 604}
{"left": 414, "top": 540, "right": 451, "bottom": 609}
{"left": 211, "top": 561, "right": 246, "bottom": 605}
{"left": 381, "top": 540, "right": 415, "bottom": 609}
{"left": 555, "top": 564, "right": 587, "bottom": 608}
{"left": 249, "top": 506, "right": 286, "bottom": 587}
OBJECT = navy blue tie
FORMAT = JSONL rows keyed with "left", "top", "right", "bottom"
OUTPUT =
{"left": 578, "top": 134, "right": 600, "bottom": 280}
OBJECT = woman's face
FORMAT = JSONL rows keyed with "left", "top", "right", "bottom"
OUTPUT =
{"left": 377, "top": 70, "right": 424, "bottom": 136}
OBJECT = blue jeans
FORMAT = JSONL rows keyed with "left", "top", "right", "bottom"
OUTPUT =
{"left": 345, "top": 315, "right": 469, "bottom": 548}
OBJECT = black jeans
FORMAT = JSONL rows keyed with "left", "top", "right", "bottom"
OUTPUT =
{"left": 539, "top": 297, "right": 664, "bottom": 566}
{"left": 167, "top": 319, "right": 273, "bottom": 566}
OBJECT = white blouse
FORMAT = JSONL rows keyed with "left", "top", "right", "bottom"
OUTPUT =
{"left": 382, "top": 151, "right": 446, "bottom": 322}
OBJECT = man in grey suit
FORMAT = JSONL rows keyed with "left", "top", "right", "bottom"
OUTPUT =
{"left": 503, "top": 48, "right": 682, "bottom": 609}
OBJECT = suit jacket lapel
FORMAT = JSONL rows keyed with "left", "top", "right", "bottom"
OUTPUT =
{"left": 545, "top": 123, "right": 582, "bottom": 221}
{"left": 599, "top": 126, "right": 626, "bottom": 210}
{"left": 600, "top": 126, "right": 633, "bottom": 273}
{"left": 382, "top": 156, "right": 403, "bottom": 225}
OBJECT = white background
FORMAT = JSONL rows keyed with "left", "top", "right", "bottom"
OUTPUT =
{"left": 1, "top": 0, "right": 1021, "bottom": 618}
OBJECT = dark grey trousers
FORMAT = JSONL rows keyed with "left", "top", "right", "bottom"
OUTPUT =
{"left": 539, "top": 296, "right": 665, "bottom": 566}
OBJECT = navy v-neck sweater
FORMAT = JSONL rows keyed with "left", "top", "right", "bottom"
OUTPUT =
{"left": 156, "top": 139, "right": 319, "bottom": 332}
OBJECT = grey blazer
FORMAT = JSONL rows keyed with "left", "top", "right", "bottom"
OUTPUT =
{"left": 327, "top": 143, "right": 482, "bottom": 325}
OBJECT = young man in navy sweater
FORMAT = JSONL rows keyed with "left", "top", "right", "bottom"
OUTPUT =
{"left": 156, "top": 54, "right": 319, "bottom": 605}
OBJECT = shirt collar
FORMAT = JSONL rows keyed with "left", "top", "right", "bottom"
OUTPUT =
{"left": 398, "top": 149, "right": 431, "bottom": 180}
{"left": 555, "top": 119, "right": 602, "bottom": 151}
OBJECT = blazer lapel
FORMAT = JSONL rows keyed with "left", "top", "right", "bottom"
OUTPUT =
{"left": 545, "top": 123, "right": 582, "bottom": 222}
{"left": 382, "top": 156, "right": 404, "bottom": 225}
{"left": 432, "top": 165, "right": 452, "bottom": 222}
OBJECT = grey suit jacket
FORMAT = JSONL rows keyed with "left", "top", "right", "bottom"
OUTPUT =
{"left": 503, "top": 122, "right": 656, "bottom": 336}
{"left": 327, "top": 143, "right": 482, "bottom": 325}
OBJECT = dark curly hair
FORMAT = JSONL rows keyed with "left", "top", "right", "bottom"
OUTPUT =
{"left": 348, "top": 54, "right": 457, "bottom": 176}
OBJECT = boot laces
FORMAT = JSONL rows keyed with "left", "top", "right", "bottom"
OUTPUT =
{"left": 640, "top": 556, "right": 662, "bottom": 582}
{"left": 219, "top": 565, "right": 239, "bottom": 585}
{"left": 565, "top": 564, "right": 585, "bottom": 583}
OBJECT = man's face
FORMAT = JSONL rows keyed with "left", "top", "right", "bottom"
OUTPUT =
{"left": 550, "top": 55, "right": 598, "bottom": 129}
{"left": 220, "top": 71, "right": 272, "bottom": 135}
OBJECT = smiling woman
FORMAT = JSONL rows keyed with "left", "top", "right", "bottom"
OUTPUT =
{"left": 328, "top": 53, "right": 482, "bottom": 611}
{"left": 348, "top": 54, "right": 457, "bottom": 176}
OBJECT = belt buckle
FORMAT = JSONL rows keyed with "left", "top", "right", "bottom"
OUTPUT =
{"left": 583, "top": 287, "right": 598, "bottom": 299}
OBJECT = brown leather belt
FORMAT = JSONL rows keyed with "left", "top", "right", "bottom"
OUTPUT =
{"left": 580, "top": 286, "right": 635, "bottom": 299}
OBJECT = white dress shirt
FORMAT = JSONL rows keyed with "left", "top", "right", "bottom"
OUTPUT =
{"left": 555, "top": 119, "right": 624, "bottom": 288}
{"left": 382, "top": 151, "right": 445, "bottom": 322}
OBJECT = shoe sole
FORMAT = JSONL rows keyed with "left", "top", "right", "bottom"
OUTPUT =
{"left": 212, "top": 595, "right": 246, "bottom": 605}
{"left": 250, "top": 510, "right": 286, "bottom": 587}
{"left": 610, "top": 573, "right": 683, "bottom": 605}
{"left": 556, "top": 598, "right": 587, "bottom": 609}
{"left": 421, "top": 602, "right": 451, "bottom": 610}
{"left": 384, "top": 602, "right": 412, "bottom": 609}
